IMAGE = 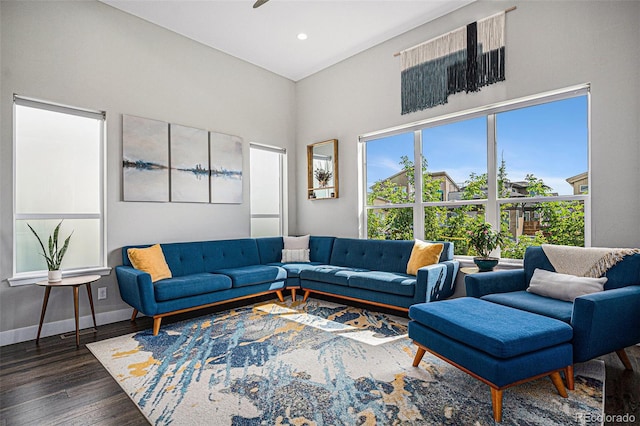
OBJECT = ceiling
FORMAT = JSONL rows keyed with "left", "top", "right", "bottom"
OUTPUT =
{"left": 101, "top": 0, "right": 475, "bottom": 82}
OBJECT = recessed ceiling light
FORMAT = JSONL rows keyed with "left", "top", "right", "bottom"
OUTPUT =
{"left": 297, "top": 33, "right": 308, "bottom": 41}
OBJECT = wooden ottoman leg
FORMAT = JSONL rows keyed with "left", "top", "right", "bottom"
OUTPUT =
{"left": 303, "top": 291, "right": 311, "bottom": 302}
{"left": 490, "top": 387, "right": 503, "bottom": 423}
{"left": 291, "top": 288, "right": 297, "bottom": 301}
{"left": 550, "top": 371, "right": 568, "bottom": 398}
{"left": 616, "top": 349, "right": 633, "bottom": 370}
{"left": 412, "top": 345, "right": 426, "bottom": 367}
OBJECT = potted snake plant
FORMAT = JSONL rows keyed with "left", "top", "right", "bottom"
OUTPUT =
{"left": 27, "top": 221, "right": 73, "bottom": 282}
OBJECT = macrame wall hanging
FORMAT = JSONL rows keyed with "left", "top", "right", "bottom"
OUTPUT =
{"left": 398, "top": 8, "right": 514, "bottom": 115}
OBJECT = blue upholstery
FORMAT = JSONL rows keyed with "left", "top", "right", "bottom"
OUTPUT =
{"left": 408, "top": 321, "right": 572, "bottom": 388}
{"left": 154, "top": 273, "right": 232, "bottom": 302}
{"left": 256, "top": 236, "right": 336, "bottom": 265}
{"left": 481, "top": 291, "right": 574, "bottom": 323}
{"left": 348, "top": 271, "right": 416, "bottom": 297}
{"left": 301, "top": 265, "right": 368, "bottom": 287}
{"left": 214, "top": 265, "right": 286, "bottom": 288}
{"left": 116, "top": 236, "right": 459, "bottom": 325}
{"left": 409, "top": 298, "right": 572, "bottom": 358}
{"left": 465, "top": 245, "right": 640, "bottom": 363}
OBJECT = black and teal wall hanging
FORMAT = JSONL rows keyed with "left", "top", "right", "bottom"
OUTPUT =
{"left": 399, "top": 8, "right": 513, "bottom": 114}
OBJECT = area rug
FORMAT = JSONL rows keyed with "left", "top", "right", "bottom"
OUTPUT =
{"left": 88, "top": 298, "right": 604, "bottom": 425}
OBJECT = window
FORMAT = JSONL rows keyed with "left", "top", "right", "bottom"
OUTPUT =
{"left": 360, "top": 85, "right": 589, "bottom": 259}
{"left": 250, "top": 143, "right": 287, "bottom": 237}
{"left": 12, "top": 96, "right": 106, "bottom": 285}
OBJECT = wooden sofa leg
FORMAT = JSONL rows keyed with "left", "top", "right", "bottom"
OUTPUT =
{"left": 565, "top": 365, "right": 575, "bottom": 390}
{"left": 276, "top": 290, "right": 285, "bottom": 303}
{"left": 303, "top": 291, "right": 311, "bottom": 302}
{"left": 490, "top": 387, "right": 503, "bottom": 423}
{"left": 550, "top": 371, "right": 568, "bottom": 398}
{"left": 412, "top": 346, "right": 426, "bottom": 367}
{"left": 616, "top": 349, "right": 634, "bottom": 370}
{"left": 130, "top": 309, "right": 138, "bottom": 322}
{"left": 152, "top": 317, "right": 162, "bottom": 336}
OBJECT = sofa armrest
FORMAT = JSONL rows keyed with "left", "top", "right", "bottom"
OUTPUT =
{"left": 465, "top": 269, "right": 527, "bottom": 298}
{"left": 418, "top": 260, "right": 459, "bottom": 302}
{"left": 571, "top": 285, "right": 640, "bottom": 362}
{"left": 115, "top": 265, "right": 158, "bottom": 316}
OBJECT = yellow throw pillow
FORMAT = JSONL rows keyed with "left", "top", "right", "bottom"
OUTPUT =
{"left": 127, "top": 244, "right": 172, "bottom": 282}
{"left": 406, "top": 240, "right": 444, "bottom": 275}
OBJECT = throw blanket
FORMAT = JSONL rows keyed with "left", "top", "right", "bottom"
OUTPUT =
{"left": 542, "top": 244, "right": 640, "bottom": 277}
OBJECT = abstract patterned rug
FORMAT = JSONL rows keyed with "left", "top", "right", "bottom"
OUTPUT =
{"left": 88, "top": 298, "right": 604, "bottom": 425}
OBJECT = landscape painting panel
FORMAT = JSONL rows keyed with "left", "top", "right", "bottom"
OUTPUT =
{"left": 123, "top": 115, "right": 169, "bottom": 202}
{"left": 170, "top": 124, "right": 209, "bottom": 203}
{"left": 210, "top": 132, "right": 243, "bottom": 204}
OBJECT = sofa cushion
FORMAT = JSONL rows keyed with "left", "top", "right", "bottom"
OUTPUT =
{"left": 154, "top": 273, "right": 232, "bottom": 302}
{"left": 481, "top": 291, "right": 574, "bottom": 323}
{"left": 256, "top": 237, "right": 284, "bottom": 264}
{"left": 267, "top": 262, "right": 323, "bottom": 278}
{"left": 348, "top": 271, "right": 416, "bottom": 297}
{"left": 330, "top": 238, "right": 414, "bottom": 273}
{"left": 300, "top": 265, "right": 369, "bottom": 287}
{"left": 202, "top": 239, "right": 261, "bottom": 271}
{"left": 406, "top": 240, "right": 444, "bottom": 275}
{"left": 409, "top": 298, "right": 573, "bottom": 359}
{"left": 527, "top": 268, "right": 606, "bottom": 301}
{"left": 127, "top": 244, "right": 172, "bottom": 282}
{"left": 216, "top": 265, "right": 287, "bottom": 288}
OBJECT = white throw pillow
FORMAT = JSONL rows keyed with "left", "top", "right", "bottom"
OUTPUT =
{"left": 283, "top": 235, "right": 310, "bottom": 250}
{"left": 281, "top": 249, "right": 310, "bottom": 263}
{"left": 526, "top": 268, "right": 607, "bottom": 302}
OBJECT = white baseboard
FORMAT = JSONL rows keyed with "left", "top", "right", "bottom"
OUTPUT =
{"left": 0, "top": 308, "right": 133, "bottom": 347}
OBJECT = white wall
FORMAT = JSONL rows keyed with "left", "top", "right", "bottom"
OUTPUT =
{"left": 0, "top": 0, "right": 296, "bottom": 340}
{"left": 295, "top": 1, "right": 640, "bottom": 247}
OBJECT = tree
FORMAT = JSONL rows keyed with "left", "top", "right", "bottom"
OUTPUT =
{"left": 367, "top": 156, "right": 585, "bottom": 259}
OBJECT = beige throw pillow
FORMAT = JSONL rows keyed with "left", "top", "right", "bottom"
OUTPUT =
{"left": 527, "top": 268, "right": 607, "bottom": 302}
{"left": 283, "top": 235, "right": 310, "bottom": 250}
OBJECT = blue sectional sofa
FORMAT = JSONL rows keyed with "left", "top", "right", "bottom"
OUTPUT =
{"left": 116, "top": 236, "right": 459, "bottom": 335}
{"left": 465, "top": 246, "right": 640, "bottom": 367}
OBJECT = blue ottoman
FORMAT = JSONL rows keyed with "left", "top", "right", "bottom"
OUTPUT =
{"left": 408, "top": 297, "right": 573, "bottom": 422}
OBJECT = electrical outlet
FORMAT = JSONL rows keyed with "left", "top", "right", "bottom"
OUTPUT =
{"left": 98, "top": 287, "right": 107, "bottom": 300}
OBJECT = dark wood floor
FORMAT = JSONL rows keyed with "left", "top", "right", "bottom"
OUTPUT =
{"left": 1, "top": 296, "right": 638, "bottom": 426}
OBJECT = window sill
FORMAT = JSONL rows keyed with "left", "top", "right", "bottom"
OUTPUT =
{"left": 454, "top": 255, "right": 523, "bottom": 269}
{"left": 8, "top": 267, "right": 112, "bottom": 287}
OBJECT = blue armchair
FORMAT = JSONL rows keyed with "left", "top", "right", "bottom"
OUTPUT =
{"left": 465, "top": 246, "right": 640, "bottom": 370}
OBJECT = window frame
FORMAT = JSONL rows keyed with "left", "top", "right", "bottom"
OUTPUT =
{"left": 249, "top": 142, "right": 288, "bottom": 237}
{"left": 358, "top": 84, "right": 591, "bottom": 260}
{"left": 10, "top": 95, "right": 109, "bottom": 286}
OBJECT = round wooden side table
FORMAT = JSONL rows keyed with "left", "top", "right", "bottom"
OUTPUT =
{"left": 36, "top": 274, "right": 101, "bottom": 347}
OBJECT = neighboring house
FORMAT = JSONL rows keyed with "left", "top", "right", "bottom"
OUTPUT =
{"left": 371, "top": 169, "right": 459, "bottom": 205}
{"left": 566, "top": 172, "right": 588, "bottom": 195}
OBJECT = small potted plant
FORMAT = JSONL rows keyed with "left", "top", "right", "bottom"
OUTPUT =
{"left": 314, "top": 168, "right": 332, "bottom": 188}
{"left": 468, "top": 222, "right": 506, "bottom": 272}
{"left": 27, "top": 221, "right": 73, "bottom": 282}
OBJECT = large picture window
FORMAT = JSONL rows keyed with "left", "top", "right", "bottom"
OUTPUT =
{"left": 360, "top": 85, "right": 589, "bottom": 260}
{"left": 12, "top": 96, "right": 107, "bottom": 285}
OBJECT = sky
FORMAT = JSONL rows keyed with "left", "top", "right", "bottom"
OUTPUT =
{"left": 366, "top": 96, "right": 588, "bottom": 195}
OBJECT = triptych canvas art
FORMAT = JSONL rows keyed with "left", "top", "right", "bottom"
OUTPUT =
{"left": 122, "top": 115, "right": 243, "bottom": 203}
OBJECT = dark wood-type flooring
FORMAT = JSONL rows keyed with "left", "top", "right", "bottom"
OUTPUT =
{"left": 1, "top": 295, "right": 638, "bottom": 425}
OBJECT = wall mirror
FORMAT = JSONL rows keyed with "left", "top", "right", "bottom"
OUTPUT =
{"left": 307, "top": 139, "right": 338, "bottom": 200}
